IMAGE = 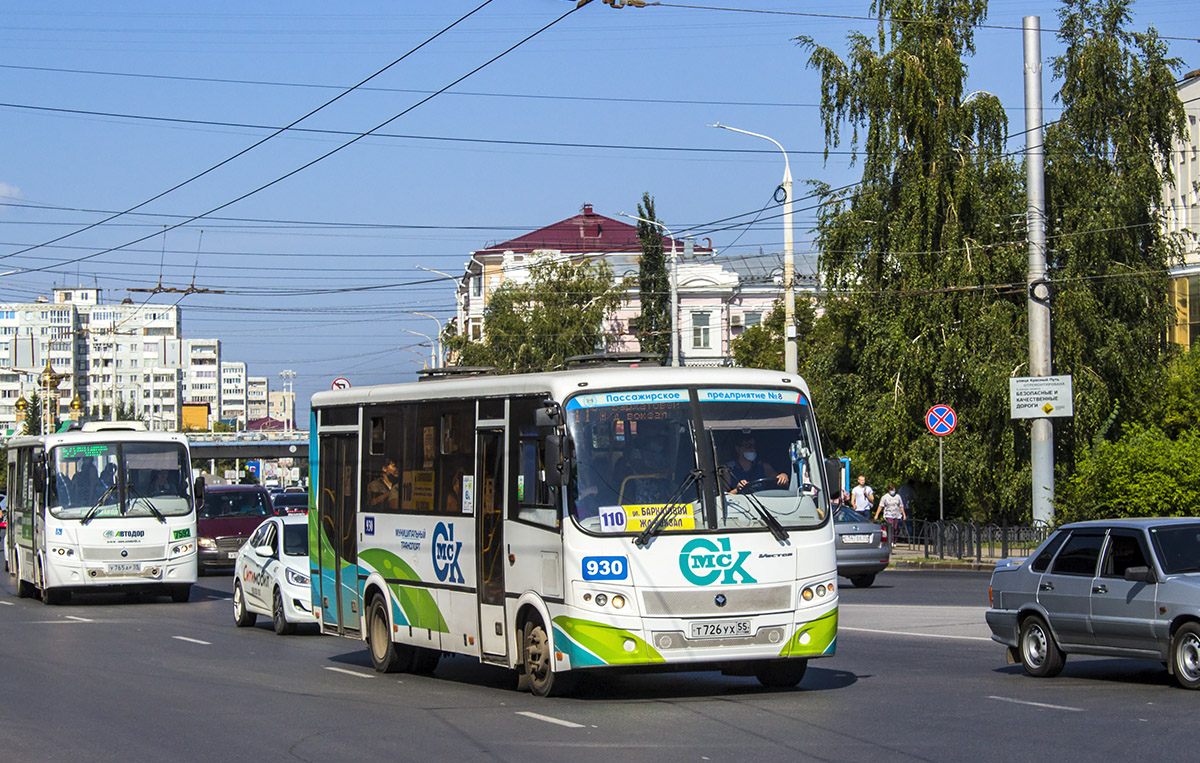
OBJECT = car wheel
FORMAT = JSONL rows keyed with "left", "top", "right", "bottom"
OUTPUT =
{"left": 849, "top": 574, "right": 876, "bottom": 588}
{"left": 170, "top": 584, "right": 191, "bottom": 603}
{"left": 233, "top": 581, "right": 256, "bottom": 627}
{"left": 272, "top": 587, "right": 297, "bottom": 635}
{"left": 367, "top": 593, "right": 412, "bottom": 673}
{"left": 1018, "top": 614, "right": 1064, "bottom": 678}
{"left": 523, "top": 618, "right": 575, "bottom": 697}
{"left": 754, "top": 658, "right": 808, "bottom": 688}
{"left": 1171, "top": 622, "right": 1200, "bottom": 690}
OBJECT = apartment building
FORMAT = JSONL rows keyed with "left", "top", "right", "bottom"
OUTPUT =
{"left": 247, "top": 376, "right": 269, "bottom": 421}
{"left": 221, "top": 361, "right": 248, "bottom": 427}
{"left": 1167, "top": 68, "right": 1200, "bottom": 346}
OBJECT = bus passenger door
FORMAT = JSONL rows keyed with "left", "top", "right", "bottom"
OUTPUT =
{"left": 476, "top": 429, "right": 507, "bottom": 660}
{"left": 318, "top": 433, "right": 361, "bottom": 636}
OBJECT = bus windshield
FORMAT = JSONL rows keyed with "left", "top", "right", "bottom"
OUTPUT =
{"left": 565, "top": 387, "right": 827, "bottom": 535}
{"left": 49, "top": 441, "right": 193, "bottom": 520}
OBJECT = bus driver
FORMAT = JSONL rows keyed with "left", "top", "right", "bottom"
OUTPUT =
{"left": 723, "top": 433, "right": 788, "bottom": 494}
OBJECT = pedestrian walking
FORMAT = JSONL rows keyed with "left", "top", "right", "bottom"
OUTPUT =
{"left": 875, "top": 483, "right": 907, "bottom": 539}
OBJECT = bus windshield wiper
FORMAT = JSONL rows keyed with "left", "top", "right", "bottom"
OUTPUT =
{"left": 634, "top": 469, "right": 703, "bottom": 547}
{"left": 80, "top": 485, "right": 117, "bottom": 525}
{"left": 733, "top": 488, "right": 790, "bottom": 542}
{"left": 126, "top": 484, "right": 167, "bottom": 523}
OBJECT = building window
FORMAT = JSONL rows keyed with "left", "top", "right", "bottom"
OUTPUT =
{"left": 692, "top": 312, "right": 711, "bottom": 349}
{"left": 471, "top": 276, "right": 482, "bottom": 298}
{"left": 744, "top": 311, "right": 762, "bottom": 328}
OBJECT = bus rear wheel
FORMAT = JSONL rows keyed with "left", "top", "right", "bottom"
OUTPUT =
{"left": 15, "top": 557, "right": 35, "bottom": 599}
{"left": 368, "top": 593, "right": 413, "bottom": 673}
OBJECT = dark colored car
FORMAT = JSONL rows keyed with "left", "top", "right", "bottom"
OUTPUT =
{"left": 987, "top": 517, "right": 1200, "bottom": 689}
{"left": 270, "top": 492, "right": 310, "bottom": 514}
{"left": 197, "top": 484, "right": 278, "bottom": 572}
{"left": 834, "top": 507, "right": 891, "bottom": 588}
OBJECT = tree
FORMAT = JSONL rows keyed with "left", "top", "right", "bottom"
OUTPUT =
{"left": 731, "top": 296, "right": 816, "bottom": 371}
{"left": 445, "top": 256, "right": 629, "bottom": 372}
{"left": 796, "top": 0, "right": 1028, "bottom": 520}
{"left": 24, "top": 391, "right": 42, "bottom": 436}
{"left": 1043, "top": 0, "right": 1188, "bottom": 467}
{"left": 633, "top": 192, "right": 670, "bottom": 363}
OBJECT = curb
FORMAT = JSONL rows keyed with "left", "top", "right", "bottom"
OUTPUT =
{"left": 891, "top": 560, "right": 996, "bottom": 572}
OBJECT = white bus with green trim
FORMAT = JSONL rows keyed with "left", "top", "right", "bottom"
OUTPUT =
{"left": 5, "top": 422, "right": 198, "bottom": 604}
{"left": 310, "top": 366, "right": 837, "bottom": 695}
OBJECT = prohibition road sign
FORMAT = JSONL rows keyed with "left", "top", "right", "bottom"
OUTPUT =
{"left": 925, "top": 404, "right": 957, "bottom": 436}
{"left": 331, "top": 377, "right": 351, "bottom": 390}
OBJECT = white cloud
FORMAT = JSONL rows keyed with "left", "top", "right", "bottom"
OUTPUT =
{"left": 0, "top": 182, "right": 22, "bottom": 207}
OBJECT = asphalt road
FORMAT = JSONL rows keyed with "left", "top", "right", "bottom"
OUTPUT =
{"left": 1, "top": 566, "right": 1195, "bottom": 763}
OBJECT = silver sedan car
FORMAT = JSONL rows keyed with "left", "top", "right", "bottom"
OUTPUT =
{"left": 834, "top": 507, "right": 891, "bottom": 588}
{"left": 986, "top": 517, "right": 1200, "bottom": 689}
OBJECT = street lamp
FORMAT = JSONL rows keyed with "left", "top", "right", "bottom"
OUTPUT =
{"left": 400, "top": 328, "right": 436, "bottom": 367}
{"left": 620, "top": 212, "right": 680, "bottom": 367}
{"left": 279, "top": 369, "right": 297, "bottom": 433}
{"left": 397, "top": 345, "right": 429, "bottom": 370}
{"left": 710, "top": 122, "right": 797, "bottom": 375}
{"left": 402, "top": 311, "right": 445, "bottom": 368}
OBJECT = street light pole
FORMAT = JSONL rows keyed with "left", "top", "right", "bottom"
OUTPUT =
{"left": 400, "top": 328, "right": 436, "bottom": 367}
{"left": 710, "top": 123, "right": 796, "bottom": 374}
{"left": 279, "top": 369, "right": 297, "bottom": 433}
{"left": 402, "top": 311, "right": 444, "bottom": 368}
{"left": 620, "top": 213, "right": 680, "bottom": 367}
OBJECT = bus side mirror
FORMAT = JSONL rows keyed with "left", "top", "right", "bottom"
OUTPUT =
{"left": 32, "top": 458, "right": 46, "bottom": 495}
{"left": 535, "top": 404, "right": 562, "bottom": 428}
{"left": 193, "top": 476, "right": 205, "bottom": 506}
{"left": 544, "top": 434, "right": 571, "bottom": 486}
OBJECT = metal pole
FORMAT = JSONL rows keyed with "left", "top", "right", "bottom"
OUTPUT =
{"left": 669, "top": 236, "right": 680, "bottom": 367}
{"left": 939, "top": 437, "right": 944, "bottom": 522}
{"left": 1025, "top": 17, "right": 1054, "bottom": 525}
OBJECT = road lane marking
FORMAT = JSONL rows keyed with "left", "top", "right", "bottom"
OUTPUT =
{"left": 172, "top": 636, "right": 211, "bottom": 645}
{"left": 516, "top": 711, "right": 585, "bottom": 729}
{"left": 988, "top": 696, "right": 1084, "bottom": 712}
{"left": 64, "top": 615, "right": 93, "bottom": 622}
{"left": 0, "top": 601, "right": 13, "bottom": 606}
{"left": 839, "top": 626, "right": 992, "bottom": 642}
{"left": 324, "top": 666, "right": 374, "bottom": 679}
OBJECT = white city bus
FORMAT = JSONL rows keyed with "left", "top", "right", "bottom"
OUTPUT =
{"left": 5, "top": 422, "right": 198, "bottom": 604}
{"left": 310, "top": 366, "right": 837, "bottom": 695}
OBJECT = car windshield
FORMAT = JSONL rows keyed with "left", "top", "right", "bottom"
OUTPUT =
{"left": 564, "top": 386, "right": 828, "bottom": 535}
{"left": 282, "top": 524, "right": 308, "bottom": 556}
{"left": 200, "top": 490, "right": 271, "bottom": 519}
{"left": 49, "top": 441, "right": 192, "bottom": 519}
{"left": 1149, "top": 524, "right": 1200, "bottom": 575}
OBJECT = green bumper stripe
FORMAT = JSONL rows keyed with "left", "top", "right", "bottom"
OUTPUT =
{"left": 779, "top": 608, "right": 838, "bottom": 657}
{"left": 552, "top": 616, "right": 666, "bottom": 666}
{"left": 359, "top": 547, "right": 449, "bottom": 633}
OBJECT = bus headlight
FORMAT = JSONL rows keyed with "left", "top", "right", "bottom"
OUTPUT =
{"left": 286, "top": 568, "right": 310, "bottom": 587}
{"left": 51, "top": 547, "right": 75, "bottom": 557}
{"left": 171, "top": 542, "right": 195, "bottom": 556}
{"left": 198, "top": 537, "right": 216, "bottom": 550}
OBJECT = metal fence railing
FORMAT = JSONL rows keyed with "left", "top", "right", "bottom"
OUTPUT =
{"left": 891, "top": 520, "right": 1050, "bottom": 563}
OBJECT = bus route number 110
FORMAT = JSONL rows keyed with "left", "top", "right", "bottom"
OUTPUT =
{"left": 582, "top": 556, "right": 628, "bottom": 581}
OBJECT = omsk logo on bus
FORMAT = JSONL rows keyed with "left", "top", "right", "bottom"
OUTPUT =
{"left": 102, "top": 529, "right": 146, "bottom": 540}
{"left": 679, "top": 537, "right": 757, "bottom": 585}
{"left": 432, "top": 522, "right": 464, "bottom": 584}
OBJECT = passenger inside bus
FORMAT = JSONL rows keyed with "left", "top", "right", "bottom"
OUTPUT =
{"left": 71, "top": 462, "right": 102, "bottom": 507}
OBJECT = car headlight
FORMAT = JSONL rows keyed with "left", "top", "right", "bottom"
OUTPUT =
{"left": 285, "top": 568, "right": 310, "bottom": 587}
{"left": 198, "top": 537, "right": 216, "bottom": 550}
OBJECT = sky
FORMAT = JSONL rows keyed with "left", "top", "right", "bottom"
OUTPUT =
{"left": 1, "top": 0, "right": 1198, "bottom": 422}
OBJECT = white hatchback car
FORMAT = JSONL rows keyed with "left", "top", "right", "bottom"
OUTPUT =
{"left": 232, "top": 514, "right": 316, "bottom": 635}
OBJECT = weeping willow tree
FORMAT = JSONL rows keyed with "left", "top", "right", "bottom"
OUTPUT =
{"left": 795, "top": 0, "right": 1029, "bottom": 520}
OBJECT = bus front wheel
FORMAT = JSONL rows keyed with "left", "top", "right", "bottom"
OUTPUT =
{"left": 368, "top": 594, "right": 413, "bottom": 673}
{"left": 522, "top": 619, "right": 575, "bottom": 697}
{"left": 754, "top": 658, "right": 808, "bottom": 689}
{"left": 170, "top": 584, "right": 191, "bottom": 603}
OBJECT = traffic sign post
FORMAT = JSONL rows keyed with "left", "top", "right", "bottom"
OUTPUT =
{"left": 925, "top": 404, "right": 956, "bottom": 522}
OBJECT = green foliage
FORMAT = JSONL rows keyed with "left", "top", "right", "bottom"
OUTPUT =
{"left": 795, "top": 0, "right": 1028, "bottom": 521}
{"left": 633, "top": 192, "right": 670, "bottom": 363}
{"left": 1044, "top": 0, "right": 1188, "bottom": 465}
{"left": 446, "top": 256, "right": 629, "bottom": 372}
{"left": 24, "top": 391, "right": 42, "bottom": 436}
{"left": 1055, "top": 424, "right": 1200, "bottom": 524}
{"left": 791, "top": 0, "right": 1188, "bottom": 522}
{"left": 730, "top": 296, "right": 816, "bottom": 371}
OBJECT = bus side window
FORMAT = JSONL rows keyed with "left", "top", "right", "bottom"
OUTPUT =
{"left": 511, "top": 397, "right": 558, "bottom": 530}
